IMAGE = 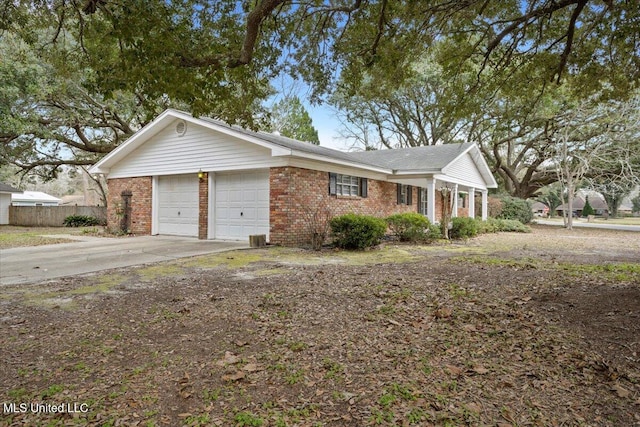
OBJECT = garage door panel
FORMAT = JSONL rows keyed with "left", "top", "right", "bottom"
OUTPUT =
{"left": 214, "top": 170, "right": 269, "bottom": 241}
{"left": 157, "top": 175, "right": 199, "bottom": 237}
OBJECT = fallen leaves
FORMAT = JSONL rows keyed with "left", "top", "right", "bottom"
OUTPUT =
{"left": 1, "top": 229, "right": 639, "bottom": 426}
{"left": 611, "top": 383, "right": 631, "bottom": 398}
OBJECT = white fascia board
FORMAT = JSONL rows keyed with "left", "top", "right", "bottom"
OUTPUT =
{"left": 391, "top": 168, "right": 442, "bottom": 175}
{"left": 432, "top": 173, "right": 488, "bottom": 191}
{"left": 286, "top": 150, "right": 392, "bottom": 175}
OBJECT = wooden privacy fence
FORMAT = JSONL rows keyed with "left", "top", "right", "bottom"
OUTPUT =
{"left": 9, "top": 206, "right": 107, "bottom": 227}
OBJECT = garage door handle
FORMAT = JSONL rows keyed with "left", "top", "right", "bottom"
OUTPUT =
{"left": 240, "top": 212, "right": 243, "bottom": 216}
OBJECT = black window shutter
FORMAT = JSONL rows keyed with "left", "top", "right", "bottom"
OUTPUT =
{"left": 329, "top": 173, "right": 337, "bottom": 195}
{"left": 360, "top": 178, "right": 368, "bottom": 198}
{"left": 397, "top": 184, "right": 402, "bottom": 204}
{"left": 417, "top": 188, "right": 422, "bottom": 212}
{"left": 407, "top": 186, "right": 413, "bottom": 205}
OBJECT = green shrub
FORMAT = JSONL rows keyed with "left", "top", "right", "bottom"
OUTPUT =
{"left": 63, "top": 215, "right": 101, "bottom": 227}
{"left": 496, "top": 196, "right": 533, "bottom": 224}
{"left": 475, "top": 217, "right": 531, "bottom": 233}
{"left": 386, "top": 212, "right": 431, "bottom": 242}
{"left": 475, "top": 217, "right": 499, "bottom": 234}
{"left": 428, "top": 223, "right": 443, "bottom": 240}
{"left": 495, "top": 219, "right": 531, "bottom": 233}
{"left": 449, "top": 217, "right": 478, "bottom": 239}
{"left": 330, "top": 213, "right": 387, "bottom": 250}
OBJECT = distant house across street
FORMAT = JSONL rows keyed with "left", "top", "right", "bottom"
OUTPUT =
{"left": 11, "top": 191, "right": 61, "bottom": 207}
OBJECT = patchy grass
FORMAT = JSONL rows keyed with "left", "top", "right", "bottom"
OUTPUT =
{"left": 0, "top": 226, "right": 105, "bottom": 249}
{"left": 137, "top": 264, "right": 185, "bottom": 280}
{"left": 1, "top": 227, "right": 639, "bottom": 426}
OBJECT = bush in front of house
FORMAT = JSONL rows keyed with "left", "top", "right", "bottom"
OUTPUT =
{"left": 63, "top": 215, "right": 101, "bottom": 227}
{"left": 449, "top": 217, "right": 478, "bottom": 239}
{"left": 496, "top": 195, "right": 533, "bottom": 224}
{"left": 475, "top": 217, "right": 531, "bottom": 233}
{"left": 330, "top": 213, "right": 387, "bottom": 250}
{"left": 428, "top": 222, "right": 443, "bottom": 240}
{"left": 386, "top": 212, "right": 431, "bottom": 242}
{"left": 494, "top": 219, "right": 531, "bottom": 233}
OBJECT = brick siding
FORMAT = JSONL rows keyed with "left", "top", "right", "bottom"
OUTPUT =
{"left": 106, "top": 177, "right": 152, "bottom": 235}
{"left": 270, "top": 166, "right": 446, "bottom": 246}
{"left": 198, "top": 174, "right": 209, "bottom": 239}
{"left": 106, "top": 168, "right": 465, "bottom": 246}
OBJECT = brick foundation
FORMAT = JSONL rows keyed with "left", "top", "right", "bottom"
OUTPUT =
{"left": 106, "top": 177, "right": 152, "bottom": 235}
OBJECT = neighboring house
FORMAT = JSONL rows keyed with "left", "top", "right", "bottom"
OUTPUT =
{"left": 0, "top": 183, "right": 22, "bottom": 225}
{"left": 90, "top": 109, "right": 498, "bottom": 245}
{"left": 531, "top": 201, "right": 549, "bottom": 217}
{"left": 11, "top": 191, "right": 62, "bottom": 207}
{"left": 556, "top": 192, "right": 608, "bottom": 217}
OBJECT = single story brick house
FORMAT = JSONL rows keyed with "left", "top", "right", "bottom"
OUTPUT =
{"left": 90, "top": 109, "right": 497, "bottom": 245}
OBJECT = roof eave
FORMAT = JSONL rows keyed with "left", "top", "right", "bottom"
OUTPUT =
{"left": 286, "top": 150, "right": 392, "bottom": 174}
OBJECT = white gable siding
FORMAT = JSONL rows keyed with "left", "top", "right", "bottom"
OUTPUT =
{"left": 445, "top": 153, "right": 486, "bottom": 187}
{"left": 108, "top": 120, "right": 276, "bottom": 178}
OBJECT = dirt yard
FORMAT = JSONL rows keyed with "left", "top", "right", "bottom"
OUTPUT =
{"left": 1, "top": 226, "right": 639, "bottom": 426}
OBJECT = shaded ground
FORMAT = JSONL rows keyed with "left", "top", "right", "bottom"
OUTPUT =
{"left": 1, "top": 226, "right": 639, "bottom": 426}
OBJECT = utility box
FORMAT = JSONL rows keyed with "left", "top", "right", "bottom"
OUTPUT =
{"left": 249, "top": 234, "right": 266, "bottom": 248}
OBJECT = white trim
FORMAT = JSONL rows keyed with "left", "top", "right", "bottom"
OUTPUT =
{"left": 427, "top": 179, "right": 436, "bottom": 223}
{"left": 432, "top": 174, "right": 489, "bottom": 191}
{"left": 105, "top": 159, "right": 285, "bottom": 180}
{"left": 208, "top": 172, "right": 215, "bottom": 240}
{"left": 468, "top": 188, "right": 475, "bottom": 219}
{"left": 482, "top": 190, "right": 488, "bottom": 221}
{"left": 452, "top": 184, "right": 459, "bottom": 218}
{"left": 151, "top": 176, "right": 159, "bottom": 235}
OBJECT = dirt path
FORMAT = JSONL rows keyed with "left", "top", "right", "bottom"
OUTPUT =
{"left": 1, "top": 226, "right": 639, "bottom": 426}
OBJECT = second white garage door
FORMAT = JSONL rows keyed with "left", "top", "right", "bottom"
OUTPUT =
{"left": 214, "top": 170, "right": 269, "bottom": 240}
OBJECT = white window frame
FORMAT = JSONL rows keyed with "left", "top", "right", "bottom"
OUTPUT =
{"left": 399, "top": 184, "right": 409, "bottom": 205}
{"left": 419, "top": 188, "right": 428, "bottom": 215}
{"left": 336, "top": 174, "right": 359, "bottom": 196}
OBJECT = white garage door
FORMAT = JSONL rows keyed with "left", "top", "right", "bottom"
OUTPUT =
{"left": 215, "top": 170, "right": 269, "bottom": 240}
{"left": 157, "top": 174, "right": 199, "bottom": 236}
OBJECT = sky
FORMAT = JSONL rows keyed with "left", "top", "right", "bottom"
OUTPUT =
{"left": 269, "top": 74, "right": 351, "bottom": 151}
{"left": 308, "top": 104, "right": 347, "bottom": 150}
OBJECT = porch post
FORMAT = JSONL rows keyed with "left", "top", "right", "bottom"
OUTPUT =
{"left": 481, "top": 190, "right": 488, "bottom": 220}
{"left": 427, "top": 179, "right": 436, "bottom": 223}
{"left": 452, "top": 184, "right": 459, "bottom": 218}
{"left": 468, "top": 187, "right": 475, "bottom": 219}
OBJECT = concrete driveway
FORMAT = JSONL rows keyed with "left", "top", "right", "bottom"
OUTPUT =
{"left": 0, "top": 235, "right": 248, "bottom": 286}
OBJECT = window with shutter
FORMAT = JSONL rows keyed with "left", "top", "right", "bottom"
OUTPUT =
{"left": 397, "top": 184, "right": 412, "bottom": 205}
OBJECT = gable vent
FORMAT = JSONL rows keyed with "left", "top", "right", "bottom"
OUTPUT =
{"left": 175, "top": 120, "right": 187, "bottom": 136}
